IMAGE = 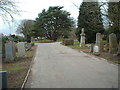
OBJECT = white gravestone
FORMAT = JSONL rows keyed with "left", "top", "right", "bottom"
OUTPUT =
{"left": 93, "top": 45, "right": 99, "bottom": 53}
{"left": 96, "top": 33, "right": 102, "bottom": 45}
{"left": 80, "top": 28, "right": 86, "bottom": 47}
{"left": 17, "top": 42, "right": 26, "bottom": 57}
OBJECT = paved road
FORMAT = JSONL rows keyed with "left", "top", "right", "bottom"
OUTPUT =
{"left": 25, "top": 42, "right": 118, "bottom": 88}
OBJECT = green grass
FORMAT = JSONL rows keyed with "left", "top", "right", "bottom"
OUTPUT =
{"left": 32, "top": 41, "right": 39, "bottom": 43}
{"left": 3, "top": 66, "right": 25, "bottom": 73}
{"left": 2, "top": 45, "right": 36, "bottom": 73}
{"left": 68, "top": 41, "right": 90, "bottom": 50}
{"left": 68, "top": 41, "right": 80, "bottom": 49}
{"left": 57, "top": 39, "right": 63, "bottom": 42}
{"left": 26, "top": 50, "right": 33, "bottom": 57}
{"left": 2, "top": 62, "right": 26, "bottom": 73}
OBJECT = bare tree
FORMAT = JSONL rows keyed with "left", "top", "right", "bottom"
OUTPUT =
{"left": 0, "top": 0, "right": 19, "bottom": 23}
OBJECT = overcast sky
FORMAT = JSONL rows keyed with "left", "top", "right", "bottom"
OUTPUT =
{"left": 0, "top": 0, "right": 83, "bottom": 35}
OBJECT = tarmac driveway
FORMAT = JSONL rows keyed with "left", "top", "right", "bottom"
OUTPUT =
{"left": 25, "top": 42, "right": 118, "bottom": 88}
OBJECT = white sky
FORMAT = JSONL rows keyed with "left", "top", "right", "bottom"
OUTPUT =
{"left": 0, "top": 0, "right": 83, "bottom": 35}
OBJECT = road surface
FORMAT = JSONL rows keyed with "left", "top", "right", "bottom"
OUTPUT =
{"left": 25, "top": 42, "right": 118, "bottom": 88}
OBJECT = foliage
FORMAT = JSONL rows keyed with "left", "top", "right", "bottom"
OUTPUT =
{"left": 17, "top": 20, "right": 35, "bottom": 42}
{"left": 76, "top": 2, "right": 104, "bottom": 43}
{"left": 33, "top": 6, "right": 74, "bottom": 41}
{"left": 10, "top": 34, "right": 25, "bottom": 42}
{"left": 108, "top": 1, "right": 120, "bottom": 42}
{"left": 62, "top": 39, "right": 74, "bottom": 45}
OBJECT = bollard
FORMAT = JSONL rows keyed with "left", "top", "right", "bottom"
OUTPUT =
{"left": 0, "top": 71, "right": 8, "bottom": 89}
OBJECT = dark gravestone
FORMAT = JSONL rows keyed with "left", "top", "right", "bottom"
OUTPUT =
{"left": 0, "top": 71, "right": 8, "bottom": 89}
{"left": 0, "top": 34, "right": 2, "bottom": 58}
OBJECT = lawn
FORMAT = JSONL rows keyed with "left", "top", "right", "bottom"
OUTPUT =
{"left": 66, "top": 40, "right": 120, "bottom": 64}
{"left": 68, "top": 40, "right": 90, "bottom": 53}
{"left": 32, "top": 39, "right": 55, "bottom": 43}
{"left": 2, "top": 45, "right": 37, "bottom": 88}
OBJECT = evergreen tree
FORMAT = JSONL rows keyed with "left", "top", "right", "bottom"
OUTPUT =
{"left": 108, "top": 1, "right": 120, "bottom": 42}
{"left": 76, "top": 2, "right": 104, "bottom": 43}
{"left": 33, "top": 6, "right": 74, "bottom": 41}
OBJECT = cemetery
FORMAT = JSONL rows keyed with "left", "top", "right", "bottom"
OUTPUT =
{"left": 66, "top": 31, "right": 120, "bottom": 64}
{"left": 1, "top": 35, "right": 37, "bottom": 88}
{"left": 0, "top": 0, "right": 120, "bottom": 89}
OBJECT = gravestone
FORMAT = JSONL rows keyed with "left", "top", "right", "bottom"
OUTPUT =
{"left": 109, "top": 33, "right": 118, "bottom": 54}
{"left": 17, "top": 42, "right": 26, "bottom": 57}
{"left": 96, "top": 33, "right": 102, "bottom": 45}
{"left": 117, "top": 41, "right": 120, "bottom": 55}
{"left": 93, "top": 45, "right": 100, "bottom": 55}
{"left": 99, "top": 41, "right": 104, "bottom": 52}
{"left": 5, "top": 42, "right": 16, "bottom": 62}
{"left": 0, "top": 71, "right": 8, "bottom": 89}
{"left": 80, "top": 28, "right": 85, "bottom": 47}
{"left": 0, "top": 34, "right": 2, "bottom": 58}
{"left": 93, "top": 45, "right": 99, "bottom": 53}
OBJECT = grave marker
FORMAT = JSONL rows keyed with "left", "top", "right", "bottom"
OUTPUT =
{"left": 17, "top": 42, "right": 26, "bottom": 57}
{"left": 99, "top": 41, "right": 104, "bottom": 52}
{"left": 0, "top": 71, "right": 8, "bottom": 89}
{"left": 80, "top": 28, "right": 85, "bottom": 47}
{"left": 5, "top": 42, "right": 16, "bottom": 62}
{"left": 93, "top": 45, "right": 99, "bottom": 53}
{"left": 109, "top": 33, "right": 118, "bottom": 54}
{"left": 96, "top": 33, "right": 102, "bottom": 45}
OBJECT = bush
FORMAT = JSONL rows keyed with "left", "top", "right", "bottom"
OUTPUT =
{"left": 62, "top": 39, "right": 74, "bottom": 46}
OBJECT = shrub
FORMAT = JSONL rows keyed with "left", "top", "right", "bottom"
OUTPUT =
{"left": 63, "top": 39, "right": 74, "bottom": 46}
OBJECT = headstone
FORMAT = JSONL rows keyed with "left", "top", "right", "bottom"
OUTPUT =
{"left": 109, "top": 33, "right": 118, "bottom": 54}
{"left": 117, "top": 41, "right": 120, "bottom": 55}
{"left": 99, "top": 41, "right": 104, "bottom": 52}
{"left": 17, "top": 42, "right": 26, "bottom": 57}
{"left": 93, "top": 45, "right": 100, "bottom": 55}
{"left": 0, "top": 71, "right": 8, "bottom": 89}
{"left": 93, "top": 45, "right": 99, "bottom": 53}
{"left": 96, "top": 33, "right": 102, "bottom": 45}
{"left": 0, "top": 34, "right": 2, "bottom": 58}
{"left": 5, "top": 42, "right": 16, "bottom": 62}
{"left": 80, "top": 28, "right": 85, "bottom": 47}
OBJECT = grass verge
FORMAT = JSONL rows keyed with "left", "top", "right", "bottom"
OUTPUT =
{"left": 2, "top": 45, "right": 37, "bottom": 88}
{"left": 67, "top": 40, "right": 120, "bottom": 64}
